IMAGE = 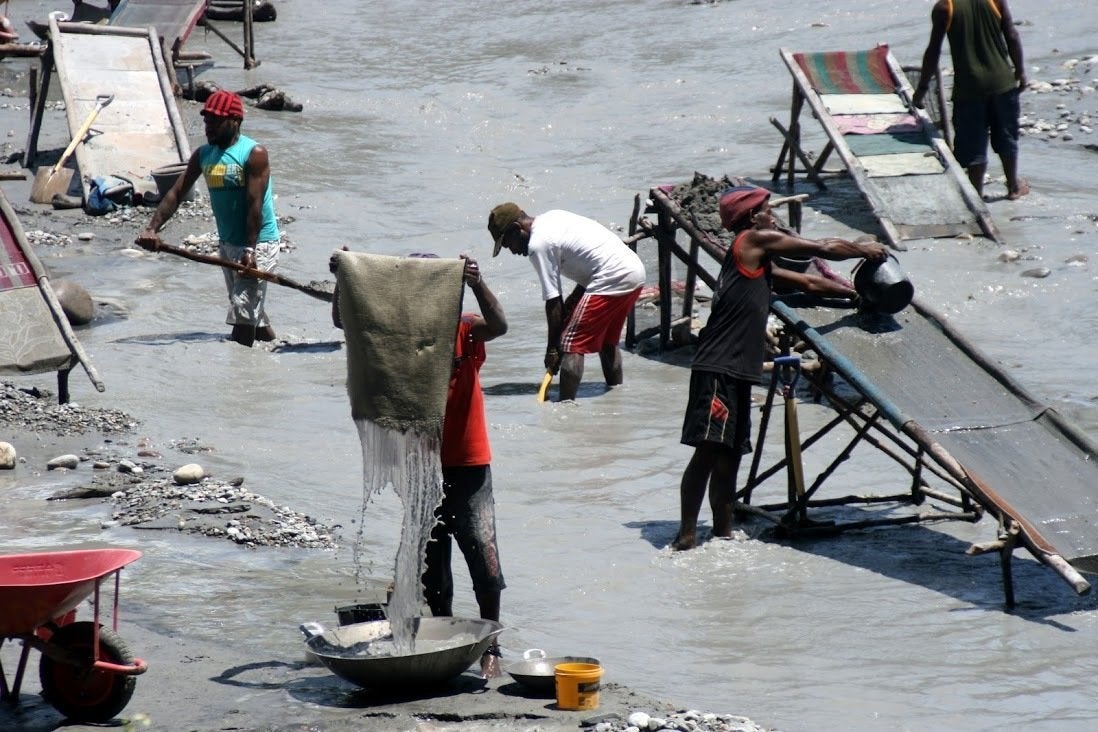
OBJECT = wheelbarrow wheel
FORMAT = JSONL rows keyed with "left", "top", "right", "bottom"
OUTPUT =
{"left": 38, "top": 621, "right": 137, "bottom": 722}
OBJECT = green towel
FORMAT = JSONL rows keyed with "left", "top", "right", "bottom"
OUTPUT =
{"left": 335, "top": 251, "right": 465, "bottom": 433}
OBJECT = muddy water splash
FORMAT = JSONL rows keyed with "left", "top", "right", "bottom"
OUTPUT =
{"left": 353, "top": 419, "right": 444, "bottom": 655}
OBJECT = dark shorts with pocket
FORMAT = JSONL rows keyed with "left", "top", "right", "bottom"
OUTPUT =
{"left": 680, "top": 370, "right": 753, "bottom": 454}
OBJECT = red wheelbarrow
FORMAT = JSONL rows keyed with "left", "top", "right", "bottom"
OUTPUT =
{"left": 0, "top": 548, "right": 147, "bottom": 722}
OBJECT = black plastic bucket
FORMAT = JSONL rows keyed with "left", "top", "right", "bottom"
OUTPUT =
{"left": 852, "top": 254, "right": 914, "bottom": 314}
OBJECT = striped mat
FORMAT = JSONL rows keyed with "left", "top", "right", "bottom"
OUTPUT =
{"left": 793, "top": 46, "right": 896, "bottom": 95}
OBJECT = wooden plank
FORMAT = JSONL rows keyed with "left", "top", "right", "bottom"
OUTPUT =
{"left": 48, "top": 18, "right": 190, "bottom": 204}
{"left": 778, "top": 47, "right": 1000, "bottom": 247}
{"left": 779, "top": 48, "right": 906, "bottom": 250}
{"left": 872, "top": 174, "right": 980, "bottom": 229}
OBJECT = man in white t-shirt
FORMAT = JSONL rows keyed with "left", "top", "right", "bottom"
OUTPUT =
{"left": 489, "top": 202, "right": 646, "bottom": 401}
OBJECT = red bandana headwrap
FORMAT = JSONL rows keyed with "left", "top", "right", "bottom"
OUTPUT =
{"left": 718, "top": 186, "right": 771, "bottom": 231}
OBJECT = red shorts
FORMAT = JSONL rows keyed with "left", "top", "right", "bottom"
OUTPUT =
{"left": 560, "top": 287, "right": 641, "bottom": 354}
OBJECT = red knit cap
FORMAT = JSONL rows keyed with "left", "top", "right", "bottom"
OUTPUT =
{"left": 201, "top": 90, "right": 244, "bottom": 120}
{"left": 718, "top": 186, "right": 771, "bottom": 231}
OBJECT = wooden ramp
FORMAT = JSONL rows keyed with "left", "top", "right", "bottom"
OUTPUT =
{"left": 767, "top": 296, "right": 1096, "bottom": 606}
{"left": 0, "top": 190, "right": 103, "bottom": 403}
{"left": 24, "top": 17, "right": 191, "bottom": 206}
{"left": 632, "top": 178, "right": 1097, "bottom": 607}
{"left": 772, "top": 45, "right": 1000, "bottom": 249}
{"left": 109, "top": 0, "right": 207, "bottom": 57}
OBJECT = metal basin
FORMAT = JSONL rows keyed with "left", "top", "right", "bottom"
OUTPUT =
{"left": 303, "top": 616, "right": 503, "bottom": 689}
{"left": 505, "top": 649, "right": 600, "bottom": 695}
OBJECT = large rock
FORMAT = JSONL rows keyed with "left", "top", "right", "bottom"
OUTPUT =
{"left": 47, "top": 454, "right": 80, "bottom": 470}
{"left": 173, "top": 463, "right": 206, "bottom": 485}
{"left": 0, "top": 442, "right": 15, "bottom": 470}
{"left": 53, "top": 279, "right": 95, "bottom": 325}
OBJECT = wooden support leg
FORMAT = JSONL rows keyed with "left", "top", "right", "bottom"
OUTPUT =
{"left": 24, "top": 51, "right": 53, "bottom": 168}
{"left": 677, "top": 237, "right": 699, "bottom": 346}
{"left": 999, "top": 521, "right": 1019, "bottom": 610}
{"left": 657, "top": 233, "right": 672, "bottom": 350}
{"left": 653, "top": 208, "right": 675, "bottom": 351}
{"left": 57, "top": 366, "right": 72, "bottom": 405}
{"left": 967, "top": 520, "right": 1020, "bottom": 609}
{"left": 625, "top": 194, "right": 641, "bottom": 347}
{"left": 770, "top": 116, "right": 827, "bottom": 191}
{"left": 243, "top": 0, "right": 258, "bottom": 69}
{"left": 771, "top": 140, "right": 789, "bottom": 184}
{"left": 813, "top": 141, "right": 835, "bottom": 176}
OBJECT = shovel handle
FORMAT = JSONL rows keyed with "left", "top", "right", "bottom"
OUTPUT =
{"left": 773, "top": 355, "right": 801, "bottom": 392}
{"left": 51, "top": 94, "right": 114, "bottom": 176}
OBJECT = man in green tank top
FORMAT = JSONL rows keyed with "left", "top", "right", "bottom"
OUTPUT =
{"left": 913, "top": 0, "right": 1029, "bottom": 200}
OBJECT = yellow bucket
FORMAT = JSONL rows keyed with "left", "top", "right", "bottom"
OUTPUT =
{"left": 554, "top": 662, "right": 603, "bottom": 711}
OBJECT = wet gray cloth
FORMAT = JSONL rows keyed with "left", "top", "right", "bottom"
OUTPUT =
{"left": 335, "top": 251, "right": 464, "bottom": 432}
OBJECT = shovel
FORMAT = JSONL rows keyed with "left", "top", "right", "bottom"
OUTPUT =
{"left": 31, "top": 93, "right": 114, "bottom": 204}
{"left": 536, "top": 371, "right": 553, "bottom": 403}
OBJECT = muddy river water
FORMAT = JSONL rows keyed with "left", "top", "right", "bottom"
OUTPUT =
{"left": 3, "top": 1, "right": 1098, "bottom": 730}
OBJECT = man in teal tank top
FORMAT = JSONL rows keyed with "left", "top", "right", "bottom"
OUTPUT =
{"left": 913, "top": 0, "right": 1028, "bottom": 201}
{"left": 137, "top": 90, "right": 282, "bottom": 346}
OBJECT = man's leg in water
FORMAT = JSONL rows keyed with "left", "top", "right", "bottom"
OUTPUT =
{"left": 709, "top": 448, "right": 743, "bottom": 538}
{"left": 673, "top": 443, "right": 723, "bottom": 550}
{"left": 558, "top": 352, "right": 584, "bottom": 401}
{"left": 598, "top": 342, "right": 623, "bottom": 386}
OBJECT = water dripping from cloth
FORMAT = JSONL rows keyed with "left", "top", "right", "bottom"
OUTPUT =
{"left": 352, "top": 418, "right": 444, "bottom": 655}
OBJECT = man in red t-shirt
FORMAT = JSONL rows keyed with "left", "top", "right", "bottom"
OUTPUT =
{"left": 330, "top": 252, "right": 509, "bottom": 677}
{"left": 423, "top": 255, "right": 508, "bottom": 678}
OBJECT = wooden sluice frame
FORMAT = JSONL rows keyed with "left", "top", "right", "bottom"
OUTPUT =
{"left": 631, "top": 186, "right": 1091, "bottom": 608}
{"left": 768, "top": 48, "right": 1001, "bottom": 250}
{"left": 197, "top": 0, "right": 260, "bottom": 70}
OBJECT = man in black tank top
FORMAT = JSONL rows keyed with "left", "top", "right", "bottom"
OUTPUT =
{"left": 672, "top": 187, "right": 888, "bottom": 551}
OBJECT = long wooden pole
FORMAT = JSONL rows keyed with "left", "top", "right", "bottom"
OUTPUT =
{"left": 145, "top": 241, "right": 334, "bottom": 302}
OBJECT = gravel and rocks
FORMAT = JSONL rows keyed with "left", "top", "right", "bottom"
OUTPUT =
{"left": 4, "top": 380, "right": 337, "bottom": 550}
{"left": 1021, "top": 54, "right": 1098, "bottom": 143}
{"left": 0, "top": 381, "right": 136, "bottom": 434}
{"left": 590, "top": 709, "right": 772, "bottom": 732}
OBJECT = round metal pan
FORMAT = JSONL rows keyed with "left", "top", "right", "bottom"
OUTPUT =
{"left": 304, "top": 616, "right": 503, "bottom": 689}
{"left": 504, "top": 649, "right": 600, "bottom": 695}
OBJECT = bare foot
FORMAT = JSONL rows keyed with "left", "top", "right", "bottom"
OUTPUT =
{"left": 671, "top": 533, "right": 697, "bottom": 551}
{"left": 1006, "top": 178, "right": 1030, "bottom": 200}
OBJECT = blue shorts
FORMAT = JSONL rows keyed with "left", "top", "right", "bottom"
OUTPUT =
{"left": 952, "top": 88, "right": 1021, "bottom": 168}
